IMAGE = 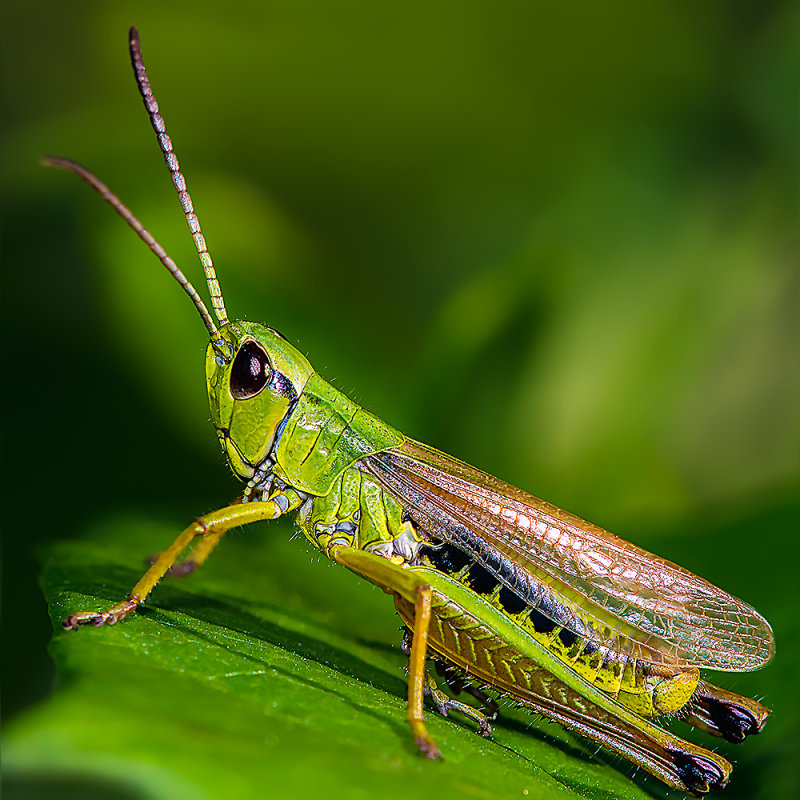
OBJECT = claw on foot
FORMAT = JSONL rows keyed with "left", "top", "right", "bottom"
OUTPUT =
{"left": 409, "top": 719, "right": 442, "bottom": 760}
{"left": 61, "top": 598, "right": 139, "bottom": 631}
{"left": 415, "top": 735, "right": 443, "bottom": 760}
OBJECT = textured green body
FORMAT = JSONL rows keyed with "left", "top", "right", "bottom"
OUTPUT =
{"left": 415, "top": 543, "right": 699, "bottom": 717}
{"left": 390, "top": 569, "right": 722, "bottom": 783}
{"left": 206, "top": 318, "right": 695, "bottom": 720}
{"left": 295, "top": 467, "right": 418, "bottom": 554}
{"left": 395, "top": 567, "right": 672, "bottom": 727}
{"left": 274, "top": 373, "right": 404, "bottom": 496}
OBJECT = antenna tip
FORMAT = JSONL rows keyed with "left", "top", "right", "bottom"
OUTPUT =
{"left": 41, "top": 155, "right": 75, "bottom": 170}
{"left": 129, "top": 26, "right": 140, "bottom": 44}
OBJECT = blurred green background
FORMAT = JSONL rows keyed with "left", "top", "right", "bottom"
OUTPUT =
{"left": 3, "top": 2, "right": 798, "bottom": 798}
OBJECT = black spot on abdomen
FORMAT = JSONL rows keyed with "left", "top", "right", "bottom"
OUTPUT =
{"left": 558, "top": 627, "right": 578, "bottom": 648}
{"left": 467, "top": 562, "right": 500, "bottom": 596}
{"left": 422, "top": 543, "right": 472, "bottom": 575}
{"left": 498, "top": 585, "right": 528, "bottom": 615}
{"left": 528, "top": 607, "right": 557, "bottom": 634}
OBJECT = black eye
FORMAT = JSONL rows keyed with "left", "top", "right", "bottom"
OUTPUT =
{"left": 230, "top": 341, "right": 272, "bottom": 399}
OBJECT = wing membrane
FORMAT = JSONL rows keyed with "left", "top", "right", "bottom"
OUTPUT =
{"left": 367, "top": 439, "right": 773, "bottom": 671}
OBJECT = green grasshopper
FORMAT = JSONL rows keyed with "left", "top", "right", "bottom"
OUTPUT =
{"left": 48, "top": 27, "right": 774, "bottom": 796}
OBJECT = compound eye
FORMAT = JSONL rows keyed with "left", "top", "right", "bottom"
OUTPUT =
{"left": 230, "top": 340, "right": 272, "bottom": 399}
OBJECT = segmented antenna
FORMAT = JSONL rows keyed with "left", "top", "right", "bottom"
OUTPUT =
{"left": 128, "top": 26, "right": 229, "bottom": 326}
{"left": 42, "top": 156, "right": 221, "bottom": 338}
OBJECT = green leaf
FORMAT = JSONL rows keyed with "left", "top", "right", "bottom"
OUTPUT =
{"left": 7, "top": 516, "right": 660, "bottom": 800}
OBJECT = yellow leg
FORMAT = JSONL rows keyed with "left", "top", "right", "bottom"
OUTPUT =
{"left": 329, "top": 544, "right": 442, "bottom": 760}
{"left": 407, "top": 585, "right": 441, "bottom": 759}
{"left": 156, "top": 528, "right": 228, "bottom": 576}
{"left": 156, "top": 495, "right": 253, "bottom": 576}
{"left": 184, "top": 528, "right": 226, "bottom": 568}
{"left": 62, "top": 500, "right": 284, "bottom": 630}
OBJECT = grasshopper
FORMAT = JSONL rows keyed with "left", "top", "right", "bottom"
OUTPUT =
{"left": 48, "top": 27, "right": 774, "bottom": 795}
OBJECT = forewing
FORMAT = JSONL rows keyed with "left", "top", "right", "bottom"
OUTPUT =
{"left": 367, "top": 439, "right": 773, "bottom": 671}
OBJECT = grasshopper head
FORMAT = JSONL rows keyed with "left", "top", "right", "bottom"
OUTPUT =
{"left": 206, "top": 321, "right": 314, "bottom": 481}
{"left": 45, "top": 33, "right": 318, "bottom": 486}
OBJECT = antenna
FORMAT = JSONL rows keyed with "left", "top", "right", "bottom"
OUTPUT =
{"left": 128, "top": 26, "right": 229, "bottom": 326}
{"left": 42, "top": 155, "right": 222, "bottom": 338}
